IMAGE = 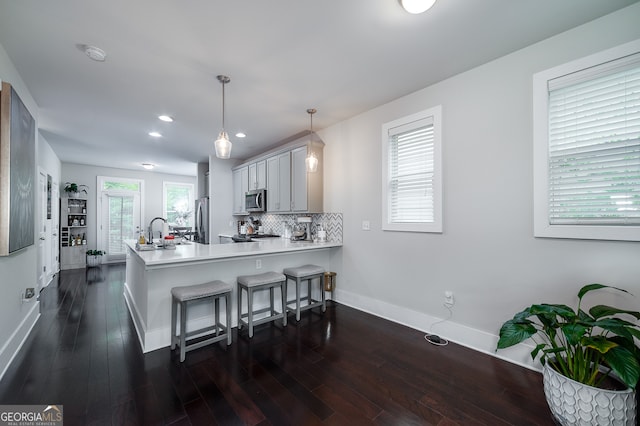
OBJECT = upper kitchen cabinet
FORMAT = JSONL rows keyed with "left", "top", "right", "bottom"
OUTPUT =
{"left": 266, "top": 152, "right": 291, "bottom": 212}
{"left": 232, "top": 166, "right": 249, "bottom": 215}
{"left": 234, "top": 136, "right": 324, "bottom": 214}
{"left": 248, "top": 160, "right": 266, "bottom": 190}
{"left": 291, "top": 145, "right": 323, "bottom": 212}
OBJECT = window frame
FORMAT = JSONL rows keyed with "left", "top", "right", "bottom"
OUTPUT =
{"left": 533, "top": 39, "right": 640, "bottom": 242}
{"left": 162, "top": 181, "right": 195, "bottom": 228}
{"left": 381, "top": 105, "right": 443, "bottom": 233}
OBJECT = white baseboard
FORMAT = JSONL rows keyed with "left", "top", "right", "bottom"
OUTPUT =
{"left": 123, "top": 282, "right": 148, "bottom": 351}
{"left": 0, "top": 301, "right": 41, "bottom": 381}
{"left": 335, "top": 288, "right": 540, "bottom": 372}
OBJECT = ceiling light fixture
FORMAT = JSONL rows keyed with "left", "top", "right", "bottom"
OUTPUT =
{"left": 142, "top": 163, "right": 155, "bottom": 170}
{"left": 305, "top": 108, "right": 319, "bottom": 173}
{"left": 235, "top": 132, "right": 246, "bottom": 138}
{"left": 158, "top": 115, "right": 173, "bottom": 122}
{"left": 148, "top": 131, "right": 162, "bottom": 138}
{"left": 214, "top": 75, "right": 232, "bottom": 159}
{"left": 83, "top": 45, "right": 107, "bottom": 62}
{"left": 399, "top": 0, "right": 436, "bottom": 14}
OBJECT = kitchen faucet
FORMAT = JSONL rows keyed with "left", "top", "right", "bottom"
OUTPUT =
{"left": 148, "top": 217, "right": 167, "bottom": 244}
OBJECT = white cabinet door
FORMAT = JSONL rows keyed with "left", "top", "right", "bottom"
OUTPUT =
{"left": 233, "top": 166, "right": 249, "bottom": 214}
{"left": 291, "top": 146, "right": 308, "bottom": 212}
{"left": 248, "top": 160, "right": 267, "bottom": 190}
{"left": 266, "top": 152, "right": 291, "bottom": 212}
{"left": 248, "top": 163, "right": 257, "bottom": 190}
{"left": 256, "top": 160, "right": 267, "bottom": 189}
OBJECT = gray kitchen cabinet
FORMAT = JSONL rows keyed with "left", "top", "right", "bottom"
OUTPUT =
{"left": 291, "top": 145, "right": 323, "bottom": 213}
{"left": 266, "top": 152, "right": 291, "bottom": 212}
{"left": 232, "top": 166, "right": 249, "bottom": 214}
{"left": 248, "top": 160, "right": 266, "bottom": 190}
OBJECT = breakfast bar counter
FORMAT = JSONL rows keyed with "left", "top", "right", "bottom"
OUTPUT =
{"left": 124, "top": 239, "right": 342, "bottom": 352}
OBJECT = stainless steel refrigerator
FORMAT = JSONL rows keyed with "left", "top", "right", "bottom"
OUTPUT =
{"left": 194, "top": 197, "right": 210, "bottom": 244}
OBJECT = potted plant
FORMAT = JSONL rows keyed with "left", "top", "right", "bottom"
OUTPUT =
{"left": 86, "top": 249, "right": 105, "bottom": 267}
{"left": 64, "top": 182, "right": 88, "bottom": 198}
{"left": 497, "top": 284, "right": 640, "bottom": 425}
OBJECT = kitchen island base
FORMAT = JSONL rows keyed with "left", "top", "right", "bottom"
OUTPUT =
{"left": 124, "top": 240, "right": 339, "bottom": 353}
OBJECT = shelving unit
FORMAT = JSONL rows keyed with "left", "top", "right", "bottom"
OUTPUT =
{"left": 60, "top": 197, "right": 87, "bottom": 270}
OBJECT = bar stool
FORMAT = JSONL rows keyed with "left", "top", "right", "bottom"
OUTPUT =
{"left": 283, "top": 264, "right": 326, "bottom": 321}
{"left": 170, "top": 280, "right": 232, "bottom": 362}
{"left": 237, "top": 271, "right": 287, "bottom": 338}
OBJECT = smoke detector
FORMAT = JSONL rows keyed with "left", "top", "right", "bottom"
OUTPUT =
{"left": 81, "top": 44, "right": 107, "bottom": 62}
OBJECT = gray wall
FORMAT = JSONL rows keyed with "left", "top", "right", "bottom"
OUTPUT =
{"left": 0, "top": 43, "right": 41, "bottom": 377}
{"left": 321, "top": 3, "right": 640, "bottom": 368}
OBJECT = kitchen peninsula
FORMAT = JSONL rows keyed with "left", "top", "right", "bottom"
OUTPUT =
{"left": 124, "top": 239, "right": 342, "bottom": 352}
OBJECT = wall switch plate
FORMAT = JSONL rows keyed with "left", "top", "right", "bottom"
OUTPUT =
{"left": 362, "top": 220, "right": 371, "bottom": 231}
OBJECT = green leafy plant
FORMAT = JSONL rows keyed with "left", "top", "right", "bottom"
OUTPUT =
{"left": 86, "top": 249, "right": 105, "bottom": 256}
{"left": 497, "top": 284, "right": 640, "bottom": 390}
{"left": 64, "top": 182, "right": 88, "bottom": 194}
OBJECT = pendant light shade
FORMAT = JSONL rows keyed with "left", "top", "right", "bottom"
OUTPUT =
{"left": 305, "top": 108, "right": 318, "bottom": 173}
{"left": 399, "top": 0, "right": 436, "bottom": 14}
{"left": 214, "top": 75, "right": 232, "bottom": 159}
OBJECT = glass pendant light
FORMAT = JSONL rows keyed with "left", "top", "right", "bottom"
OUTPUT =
{"left": 214, "top": 75, "right": 232, "bottom": 159}
{"left": 305, "top": 108, "right": 319, "bottom": 173}
{"left": 399, "top": 0, "right": 436, "bottom": 14}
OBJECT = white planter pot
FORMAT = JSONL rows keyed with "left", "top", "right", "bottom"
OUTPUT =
{"left": 543, "top": 362, "right": 636, "bottom": 425}
{"left": 86, "top": 255, "right": 102, "bottom": 268}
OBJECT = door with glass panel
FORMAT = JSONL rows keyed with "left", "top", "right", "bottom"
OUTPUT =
{"left": 97, "top": 177, "right": 143, "bottom": 263}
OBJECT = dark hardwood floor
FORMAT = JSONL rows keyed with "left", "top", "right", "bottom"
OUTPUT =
{"left": 0, "top": 264, "right": 554, "bottom": 425}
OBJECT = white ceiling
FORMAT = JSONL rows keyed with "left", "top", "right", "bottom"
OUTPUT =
{"left": 0, "top": 0, "right": 637, "bottom": 175}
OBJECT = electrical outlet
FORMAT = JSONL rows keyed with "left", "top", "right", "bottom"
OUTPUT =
{"left": 444, "top": 291, "right": 454, "bottom": 306}
{"left": 256, "top": 259, "right": 262, "bottom": 269}
{"left": 362, "top": 220, "right": 371, "bottom": 231}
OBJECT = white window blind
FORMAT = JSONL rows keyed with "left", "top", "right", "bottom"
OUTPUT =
{"left": 388, "top": 117, "right": 434, "bottom": 223}
{"left": 547, "top": 53, "right": 640, "bottom": 225}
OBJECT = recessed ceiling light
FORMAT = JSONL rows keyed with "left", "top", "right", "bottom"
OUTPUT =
{"left": 158, "top": 115, "right": 173, "bottom": 122}
{"left": 142, "top": 163, "right": 155, "bottom": 170}
{"left": 235, "top": 132, "right": 246, "bottom": 138}
{"left": 148, "top": 131, "right": 162, "bottom": 138}
{"left": 83, "top": 45, "right": 107, "bottom": 62}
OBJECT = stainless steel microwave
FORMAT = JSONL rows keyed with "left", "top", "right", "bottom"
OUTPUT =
{"left": 245, "top": 189, "right": 266, "bottom": 212}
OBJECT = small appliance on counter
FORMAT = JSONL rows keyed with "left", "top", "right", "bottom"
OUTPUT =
{"left": 291, "top": 216, "right": 312, "bottom": 241}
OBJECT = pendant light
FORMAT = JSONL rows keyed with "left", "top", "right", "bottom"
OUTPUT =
{"left": 305, "top": 109, "right": 319, "bottom": 173}
{"left": 214, "top": 75, "right": 232, "bottom": 159}
{"left": 399, "top": 0, "right": 436, "bottom": 14}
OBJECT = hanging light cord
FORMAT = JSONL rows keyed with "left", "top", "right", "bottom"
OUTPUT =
{"left": 221, "top": 79, "right": 226, "bottom": 131}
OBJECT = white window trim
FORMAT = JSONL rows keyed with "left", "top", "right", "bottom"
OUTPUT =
{"left": 381, "top": 105, "right": 443, "bottom": 233}
{"left": 533, "top": 39, "right": 640, "bottom": 242}
{"left": 162, "top": 181, "right": 195, "bottom": 227}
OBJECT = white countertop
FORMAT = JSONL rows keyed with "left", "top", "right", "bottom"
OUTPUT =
{"left": 126, "top": 238, "right": 342, "bottom": 267}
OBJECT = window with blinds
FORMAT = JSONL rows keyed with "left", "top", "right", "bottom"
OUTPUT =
{"left": 382, "top": 106, "right": 442, "bottom": 233}
{"left": 533, "top": 40, "right": 640, "bottom": 241}
{"left": 548, "top": 54, "right": 640, "bottom": 225}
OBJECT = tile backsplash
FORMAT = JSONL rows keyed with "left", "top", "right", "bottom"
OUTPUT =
{"left": 244, "top": 212, "right": 343, "bottom": 243}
